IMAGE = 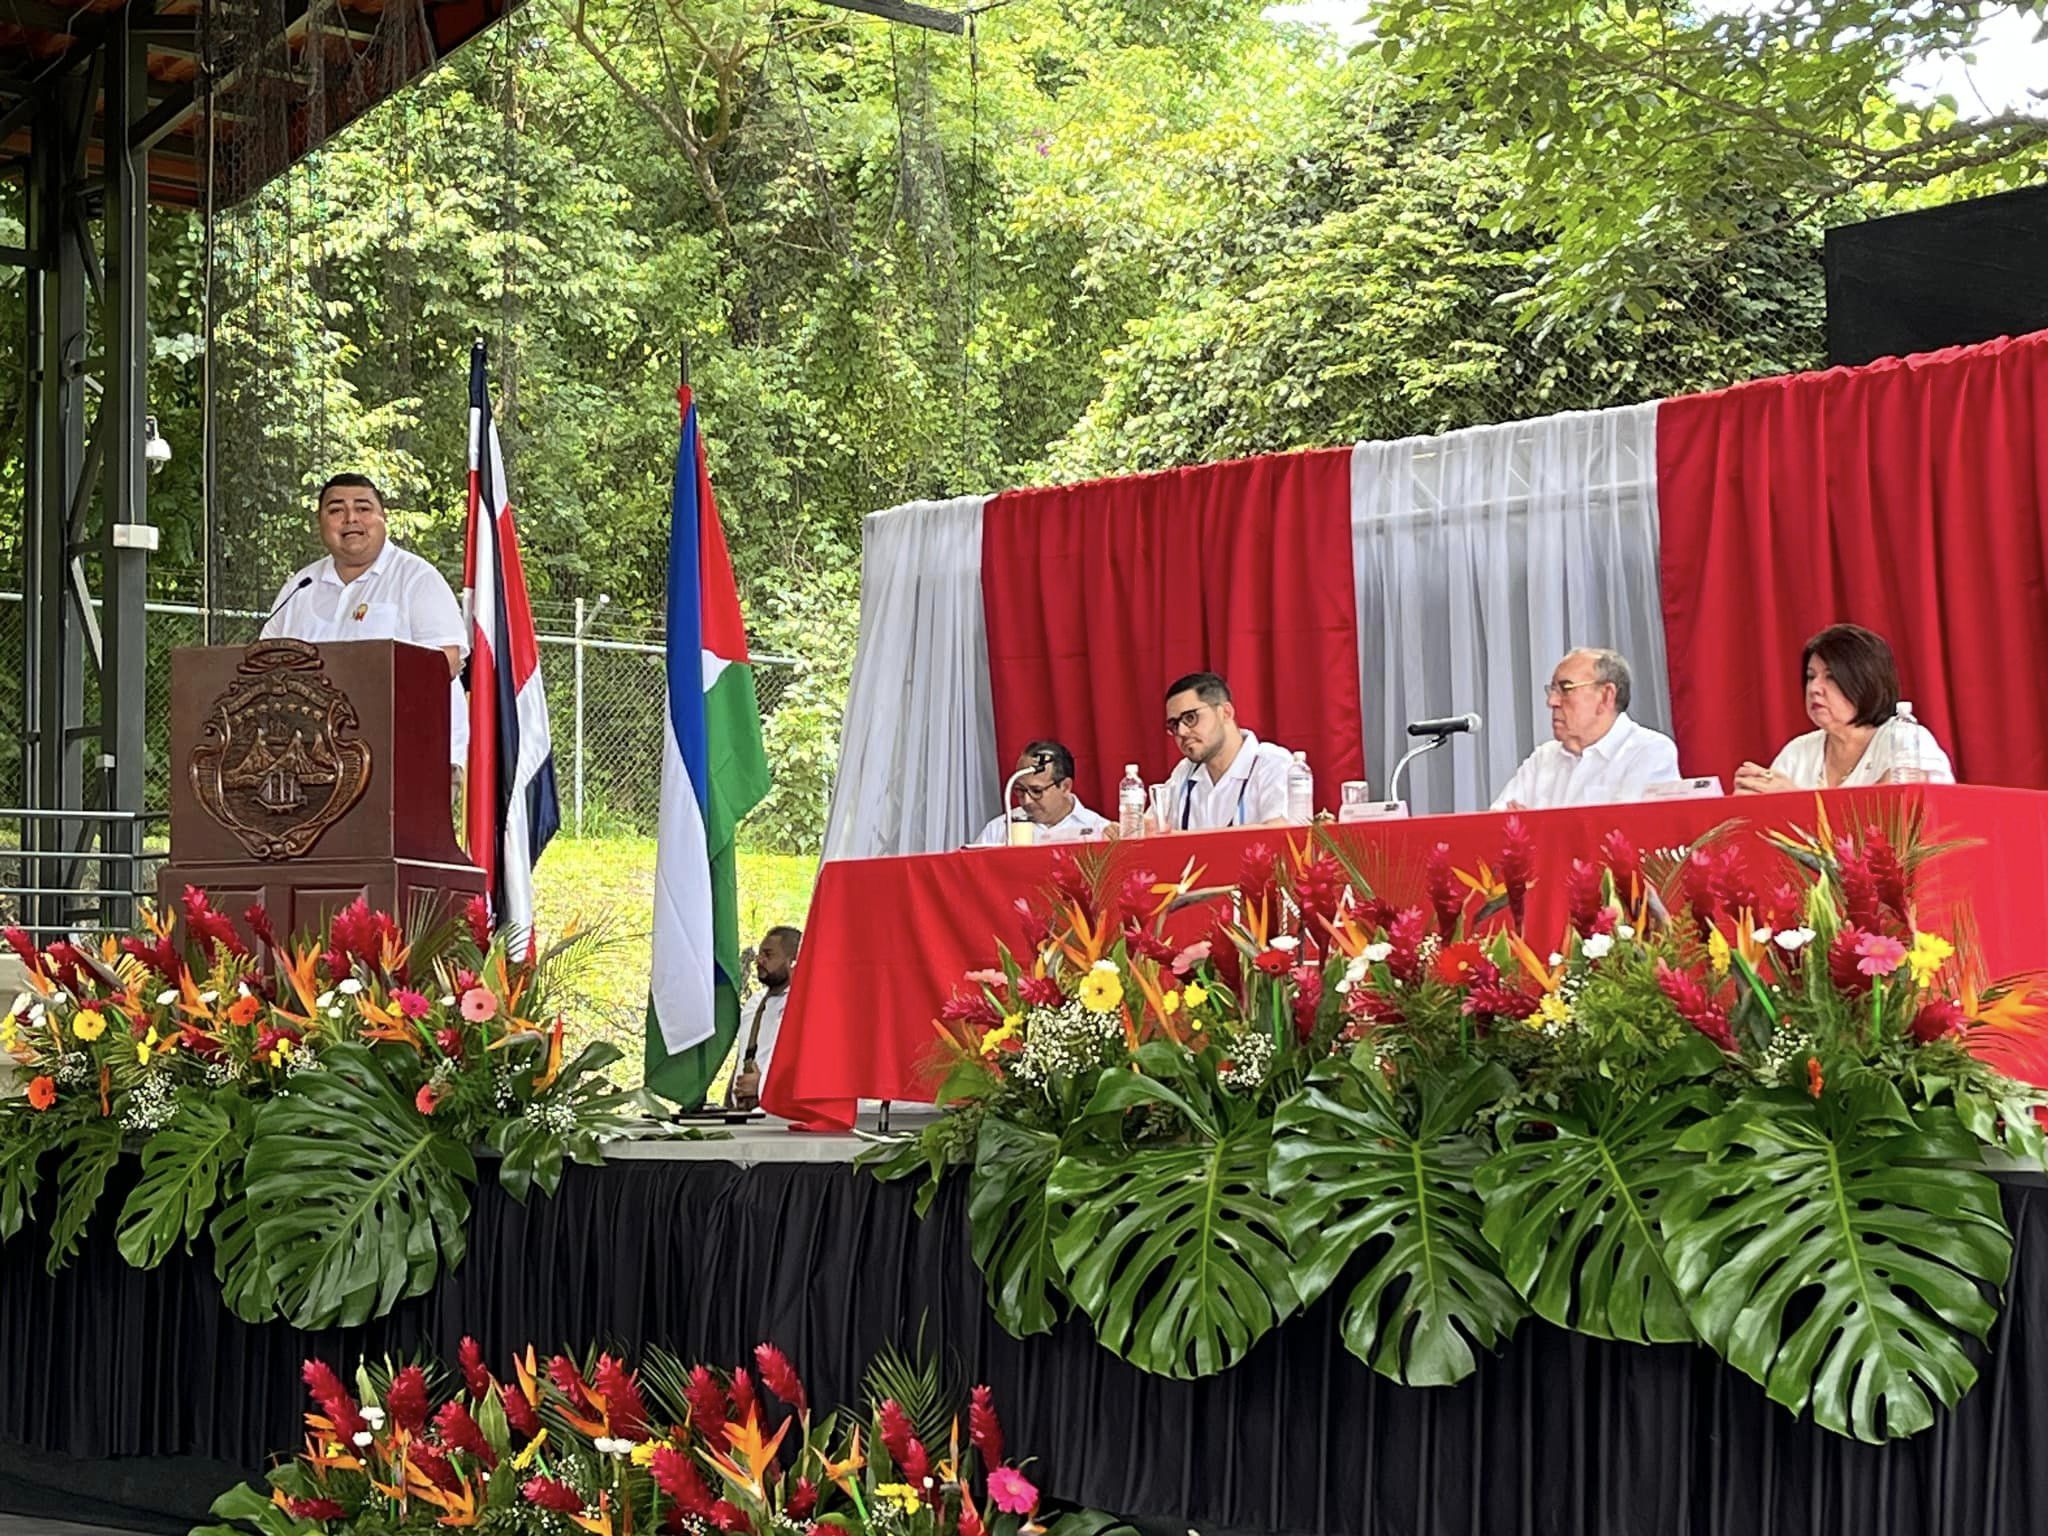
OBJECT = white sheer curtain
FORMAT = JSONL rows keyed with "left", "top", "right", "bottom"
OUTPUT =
{"left": 1350, "top": 403, "right": 1669, "bottom": 817}
{"left": 821, "top": 496, "right": 999, "bottom": 860}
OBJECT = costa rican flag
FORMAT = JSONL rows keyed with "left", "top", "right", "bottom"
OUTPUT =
{"left": 462, "top": 340, "right": 560, "bottom": 940}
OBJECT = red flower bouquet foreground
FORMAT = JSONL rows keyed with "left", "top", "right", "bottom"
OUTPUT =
{"left": 195, "top": 1339, "right": 1104, "bottom": 1536}
{"left": 871, "top": 799, "right": 2048, "bottom": 1443}
{"left": 1, "top": 889, "right": 643, "bottom": 1329}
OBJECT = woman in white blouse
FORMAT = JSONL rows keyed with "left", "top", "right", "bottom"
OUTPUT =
{"left": 1734, "top": 623, "right": 1954, "bottom": 793}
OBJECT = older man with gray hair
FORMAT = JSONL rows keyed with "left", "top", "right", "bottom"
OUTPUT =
{"left": 1492, "top": 648, "right": 1681, "bottom": 811}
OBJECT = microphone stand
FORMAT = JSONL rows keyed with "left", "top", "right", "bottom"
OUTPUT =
{"left": 1388, "top": 734, "right": 1451, "bottom": 807}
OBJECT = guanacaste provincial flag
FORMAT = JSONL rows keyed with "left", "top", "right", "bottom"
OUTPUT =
{"left": 462, "top": 340, "right": 560, "bottom": 940}
{"left": 645, "top": 385, "right": 771, "bottom": 1106}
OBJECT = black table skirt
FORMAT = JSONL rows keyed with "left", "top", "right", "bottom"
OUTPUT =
{"left": 4, "top": 1155, "right": 2047, "bottom": 1536}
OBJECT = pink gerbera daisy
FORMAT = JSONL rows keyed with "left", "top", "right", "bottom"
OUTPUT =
{"left": 460, "top": 986, "right": 500, "bottom": 1022}
{"left": 1854, "top": 932, "right": 1908, "bottom": 978}
{"left": 987, "top": 1467, "right": 1038, "bottom": 1516}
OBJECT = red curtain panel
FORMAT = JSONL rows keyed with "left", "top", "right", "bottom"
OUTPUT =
{"left": 979, "top": 448, "right": 1365, "bottom": 819}
{"left": 1657, "top": 330, "right": 2048, "bottom": 788}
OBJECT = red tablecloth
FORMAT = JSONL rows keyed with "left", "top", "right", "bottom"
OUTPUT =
{"left": 763, "top": 786, "right": 2048, "bottom": 1128}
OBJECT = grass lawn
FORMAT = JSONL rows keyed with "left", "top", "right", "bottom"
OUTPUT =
{"left": 530, "top": 836, "right": 818, "bottom": 1087}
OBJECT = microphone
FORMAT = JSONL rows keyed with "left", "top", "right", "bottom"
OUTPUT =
{"left": 1407, "top": 712, "right": 1482, "bottom": 738}
{"left": 262, "top": 575, "right": 312, "bottom": 628}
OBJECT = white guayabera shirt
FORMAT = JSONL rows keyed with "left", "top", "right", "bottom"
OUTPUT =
{"left": 262, "top": 542, "right": 469, "bottom": 763}
{"left": 1490, "top": 711, "right": 1682, "bottom": 811}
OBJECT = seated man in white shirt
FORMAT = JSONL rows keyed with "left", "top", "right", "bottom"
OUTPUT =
{"left": 261, "top": 473, "right": 469, "bottom": 776}
{"left": 974, "top": 740, "right": 1111, "bottom": 845}
{"left": 1493, "top": 648, "right": 1681, "bottom": 811}
{"left": 728, "top": 924, "right": 800, "bottom": 1111}
{"left": 1158, "top": 671, "right": 1296, "bottom": 831}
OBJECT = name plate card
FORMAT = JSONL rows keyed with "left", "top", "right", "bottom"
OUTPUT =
{"left": 1640, "top": 776, "right": 1725, "bottom": 802}
{"left": 1339, "top": 800, "right": 1411, "bottom": 823}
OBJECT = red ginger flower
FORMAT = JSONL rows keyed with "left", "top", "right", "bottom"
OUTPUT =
{"left": 1344, "top": 988, "right": 1405, "bottom": 1030}
{"left": 281, "top": 1495, "right": 348, "bottom": 1520}
{"left": 465, "top": 893, "right": 493, "bottom": 951}
{"left": 878, "top": 1398, "right": 930, "bottom": 1482}
{"left": 182, "top": 886, "right": 249, "bottom": 959}
{"left": 385, "top": 1364, "right": 430, "bottom": 1434}
{"left": 1600, "top": 830, "right": 1642, "bottom": 902}
{"left": 940, "top": 988, "right": 1002, "bottom": 1028}
{"left": 1385, "top": 907, "right": 1426, "bottom": 985}
{"left": 1049, "top": 850, "right": 1092, "bottom": 912}
{"left": 594, "top": 1353, "right": 651, "bottom": 1440}
{"left": 1237, "top": 843, "right": 1278, "bottom": 918}
{"left": 1357, "top": 895, "right": 1398, "bottom": 936}
{"left": 788, "top": 1478, "right": 819, "bottom": 1519}
{"left": 1291, "top": 964, "right": 1324, "bottom": 1041}
{"left": 727, "top": 1367, "right": 758, "bottom": 1426}
{"left": 0, "top": 926, "right": 38, "bottom": 974}
{"left": 1683, "top": 852, "right": 1719, "bottom": 938}
{"left": 1013, "top": 897, "right": 1052, "bottom": 956}
{"left": 651, "top": 1446, "right": 716, "bottom": 1516}
{"left": 1017, "top": 972, "right": 1062, "bottom": 1008}
{"left": 1499, "top": 815, "right": 1534, "bottom": 929}
{"left": 1565, "top": 858, "right": 1604, "bottom": 938}
{"left": 753, "top": 1342, "right": 809, "bottom": 1417}
{"left": 1116, "top": 868, "right": 1159, "bottom": 918}
{"left": 960, "top": 1504, "right": 987, "bottom": 1536}
{"left": 1834, "top": 838, "right": 1882, "bottom": 929}
{"left": 711, "top": 1501, "right": 751, "bottom": 1532}
{"left": 523, "top": 1475, "right": 586, "bottom": 1513}
{"left": 499, "top": 1380, "right": 542, "bottom": 1442}
{"left": 1829, "top": 927, "right": 1874, "bottom": 999}
{"left": 1707, "top": 848, "right": 1756, "bottom": 931}
{"left": 1122, "top": 921, "right": 1175, "bottom": 964}
{"left": 409, "top": 1440, "right": 463, "bottom": 1494}
{"left": 1294, "top": 855, "right": 1348, "bottom": 934}
{"left": 1912, "top": 997, "right": 1966, "bottom": 1044}
{"left": 1464, "top": 976, "right": 1539, "bottom": 1023}
{"left": 242, "top": 902, "right": 281, "bottom": 954}
{"left": 434, "top": 1397, "right": 497, "bottom": 1468}
{"left": 120, "top": 932, "right": 180, "bottom": 981}
{"left": 1655, "top": 961, "right": 1736, "bottom": 1053}
{"left": 301, "top": 1359, "right": 367, "bottom": 1440}
{"left": 969, "top": 1384, "right": 1003, "bottom": 1468}
{"left": 1425, "top": 843, "right": 1461, "bottom": 936}
{"left": 684, "top": 1365, "right": 728, "bottom": 1444}
{"left": 329, "top": 896, "right": 398, "bottom": 970}
{"left": 549, "top": 1354, "right": 601, "bottom": 1417}
{"left": 1866, "top": 830, "right": 1910, "bottom": 917}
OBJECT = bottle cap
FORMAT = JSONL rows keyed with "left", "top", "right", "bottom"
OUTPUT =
{"left": 1292, "top": 750, "right": 1307, "bottom": 764}
{"left": 1125, "top": 763, "right": 1139, "bottom": 775}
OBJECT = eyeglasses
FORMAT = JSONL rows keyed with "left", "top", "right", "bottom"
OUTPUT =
{"left": 1544, "top": 678, "right": 1604, "bottom": 702}
{"left": 1164, "top": 705, "right": 1211, "bottom": 736}
{"left": 1017, "top": 779, "right": 1065, "bottom": 801}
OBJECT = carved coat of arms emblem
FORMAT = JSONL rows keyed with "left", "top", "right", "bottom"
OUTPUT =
{"left": 189, "top": 641, "right": 372, "bottom": 860}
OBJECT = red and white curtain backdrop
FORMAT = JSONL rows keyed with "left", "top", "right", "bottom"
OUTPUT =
{"left": 822, "top": 329, "right": 2048, "bottom": 860}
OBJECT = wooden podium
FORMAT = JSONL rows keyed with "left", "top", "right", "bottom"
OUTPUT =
{"left": 159, "top": 639, "right": 485, "bottom": 939}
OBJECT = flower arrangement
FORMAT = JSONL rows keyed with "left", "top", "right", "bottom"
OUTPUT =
{"left": 869, "top": 801, "right": 2048, "bottom": 1442}
{"left": 196, "top": 1338, "right": 1091, "bottom": 1536}
{"left": 0, "top": 888, "right": 644, "bottom": 1328}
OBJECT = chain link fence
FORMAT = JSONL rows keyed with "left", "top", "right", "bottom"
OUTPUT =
{"left": 0, "top": 574, "right": 802, "bottom": 838}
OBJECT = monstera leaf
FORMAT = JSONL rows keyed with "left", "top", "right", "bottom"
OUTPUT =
{"left": 1271, "top": 1055, "right": 1522, "bottom": 1386}
{"left": 1661, "top": 1083, "right": 2011, "bottom": 1442}
{"left": 0, "top": 1127, "right": 44, "bottom": 1243}
{"left": 1048, "top": 1070, "right": 1298, "bottom": 1378}
{"left": 208, "top": 1185, "right": 274, "bottom": 1324}
{"left": 1476, "top": 1034, "right": 1724, "bottom": 1343}
{"left": 46, "top": 1117, "right": 123, "bottom": 1273}
{"left": 969, "top": 1114, "right": 1077, "bottom": 1338}
{"left": 117, "top": 1091, "right": 249, "bottom": 1268}
{"left": 242, "top": 1043, "right": 477, "bottom": 1329}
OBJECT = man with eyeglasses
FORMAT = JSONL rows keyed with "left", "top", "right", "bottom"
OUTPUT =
{"left": 1154, "top": 671, "right": 1296, "bottom": 831}
{"left": 1491, "top": 648, "right": 1679, "bottom": 811}
{"left": 973, "top": 739, "right": 1111, "bottom": 845}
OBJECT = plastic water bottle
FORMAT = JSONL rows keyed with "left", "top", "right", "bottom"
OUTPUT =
{"left": 1885, "top": 701, "right": 1927, "bottom": 784}
{"left": 1118, "top": 764, "right": 1146, "bottom": 838}
{"left": 1287, "top": 750, "right": 1315, "bottom": 825}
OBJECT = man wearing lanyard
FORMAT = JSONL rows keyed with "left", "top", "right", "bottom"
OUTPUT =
{"left": 1156, "top": 671, "right": 1295, "bottom": 831}
{"left": 261, "top": 474, "right": 469, "bottom": 778}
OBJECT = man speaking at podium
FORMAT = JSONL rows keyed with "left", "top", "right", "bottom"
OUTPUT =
{"left": 262, "top": 473, "right": 470, "bottom": 771}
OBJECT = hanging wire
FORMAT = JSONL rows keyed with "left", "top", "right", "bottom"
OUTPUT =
{"left": 963, "top": 12, "right": 980, "bottom": 475}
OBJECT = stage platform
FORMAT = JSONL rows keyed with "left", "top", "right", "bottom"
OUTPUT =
{"left": 5, "top": 1140, "right": 2047, "bottom": 1536}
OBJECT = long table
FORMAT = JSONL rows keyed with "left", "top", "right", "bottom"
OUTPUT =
{"left": 763, "top": 785, "right": 2048, "bottom": 1128}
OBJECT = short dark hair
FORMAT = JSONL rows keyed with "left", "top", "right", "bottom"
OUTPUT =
{"left": 762, "top": 924, "right": 802, "bottom": 955}
{"left": 1018, "top": 739, "right": 1076, "bottom": 784}
{"left": 1164, "top": 672, "right": 1231, "bottom": 706}
{"left": 1802, "top": 623, "right": 1899, "bottom": 727}
{"left": 316, "top": 472, "right": 385, "bottom": 508}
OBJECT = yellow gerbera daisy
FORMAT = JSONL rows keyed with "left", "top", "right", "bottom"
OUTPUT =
{"left": 1078, "top": 969, "right": 1124, "bottom": 1014}
{"left": 1706, "top": 929, "right": 1731, "bottom": 979}
{"left": 71, "top": 1008, "right": 107, "bottom": 1042}
{"left": 1182, "top": 983, "right": 1208, "bottom": 1010}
